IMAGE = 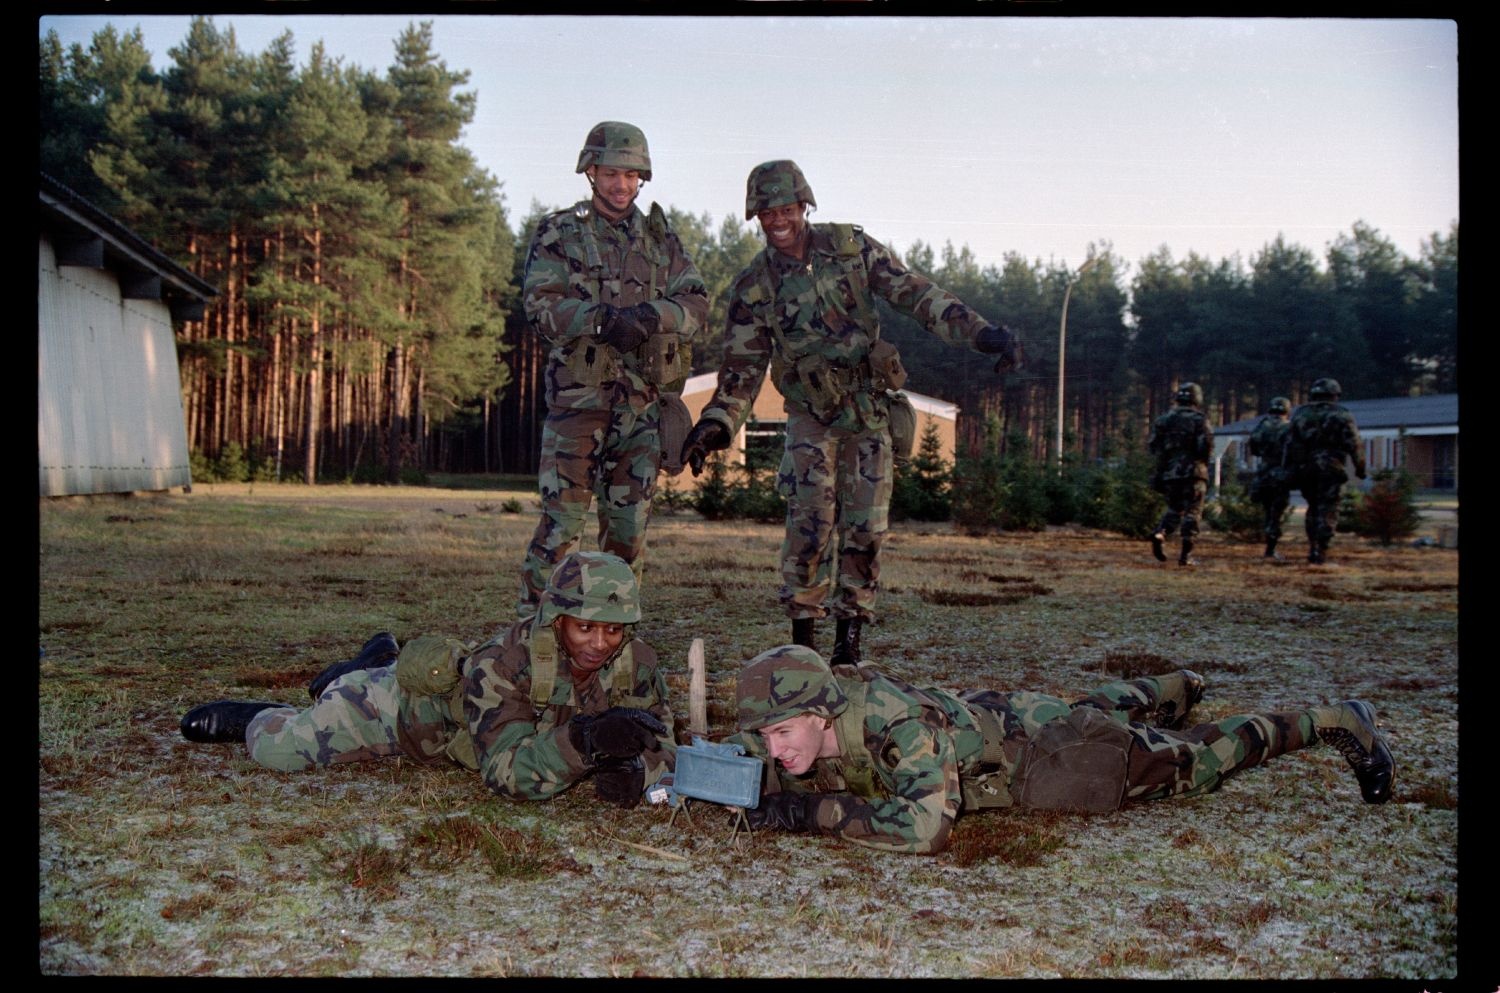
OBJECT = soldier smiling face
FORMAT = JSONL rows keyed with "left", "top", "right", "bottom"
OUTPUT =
{"left": 756, "top": 202, "right": 809, "bottom": 258}
{"left": 556, "top": 614, "right": 627, "bottom": 675}
{"left": 757, "top": 711, "right": 838, "bottom": 775}
{"left": 587, "top": 165, "right": 642, "bottom": 221}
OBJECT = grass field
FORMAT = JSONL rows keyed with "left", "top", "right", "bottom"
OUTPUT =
{"left": 38, "top": 481, "right": 1460, "bottom": 978}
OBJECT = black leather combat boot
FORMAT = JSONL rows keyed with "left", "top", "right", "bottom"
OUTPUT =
{"left": 1178, "top": 539, "right": 1195, "bottom": 566}
{"left": 1313, "top": 700, "right": 1395, "bottom": 804}
{"left": 180, "top": 700, "right": 290, "bottom": 743}
{"left": 791, "top": 617, "right": 816, "bottom": 652}
{"left": 1263, "top": 537, "right": 1279, "bottom": 559}
{"left": 307, "top": 632, "right": 400, "bottom": 700}
{"left": 829, "top": 617, "right": 864, "bottom": 668}
{"left": 1153, "top": 669, "right": 1205, "bottom": 731}
{"left": 1150, "top": 531, "right": 1167, "bottom": 562}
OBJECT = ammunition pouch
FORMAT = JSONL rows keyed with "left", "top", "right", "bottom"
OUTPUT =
{"left": 867, "top": 339, "right": 908, "bottom": 391}
{"left": 793, "top": 353, "right": 848, "bottom": 422}
{"left": 394, "top": 635, "right": 468, "bottom": 698}
{"left": 1008, "top": 706, "right": 1133, "bottom": 813}
{"left": 563, "top": 338, "right": 617, "bottom": 388}
{"left": 641, "top": 332, "right": 690, "bottom": 392}
{"left": 657, "top": 392, "right": 692, "bottom": 476}
{"left": 887, "top": 392, "right": 917, "bottom": 464}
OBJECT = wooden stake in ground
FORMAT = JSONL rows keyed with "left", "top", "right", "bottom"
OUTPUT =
{"left": 688, "top": 637, "right": 707, "bottom": 736}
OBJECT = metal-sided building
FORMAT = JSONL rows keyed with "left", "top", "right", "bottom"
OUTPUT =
{"left": 38, "top": 173, "right": 216, "bottom": 497}
{"left": 1213, "top": 393, "right": 1459, "bottom": 492}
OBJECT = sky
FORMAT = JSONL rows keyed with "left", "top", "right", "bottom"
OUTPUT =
{"left": 39, "top": 13, "right": 1459, "bottom": 276}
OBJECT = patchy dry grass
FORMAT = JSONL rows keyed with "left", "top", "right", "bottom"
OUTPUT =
{"left": 38, "top": 483, "right": 1461, "bottom": 979}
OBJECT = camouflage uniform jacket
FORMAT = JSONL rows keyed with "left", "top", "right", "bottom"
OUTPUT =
{"left": 1149, "top": 406, "right": 1213, "bottom": 482}
{"left": 730, "top": 666, "right": 996, "bottom": 855}
{"left": 1286, "top": 401, "right": 1366, "bottom": 478}
{"left": 1248, "top": 414, "right": 1290, "bottom": 478}
{"left": 523, "top": 200, "right": 709, "bottom": 413}
{"left": 458, "top": 620, "right": 676, "bottom": 801}
{"left": 699, "top": 224, "right": 993, "bottom": 436}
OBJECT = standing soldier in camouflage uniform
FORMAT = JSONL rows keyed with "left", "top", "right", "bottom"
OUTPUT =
{"left": 1248, "top": 396, "right": 1293, "bottom": 559}
{"left": 1148, "top": 382, "right": 1214, "bottom": 565}
{"left": 515, "top": 121, "right": 709, "bottom": 618}
{"left": 680, "top": 160, "right": 1020, "bottom": 665}
{"left": 728, "top": 647, "right": 1394, "bottom": 854}
{"left": 1285, "top": 378, "right": 1367, "bottom": 565}
{"left": 179, "top": 552, "right": 676, "bottom": 809}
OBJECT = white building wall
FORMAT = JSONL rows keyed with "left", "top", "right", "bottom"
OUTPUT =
{"left": 38, "top": 236, "right": 192, "bottom": 496}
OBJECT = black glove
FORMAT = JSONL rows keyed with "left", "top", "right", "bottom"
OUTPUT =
{"left": 681, "top": 420, "right": 731, "bottom": 477}
{"left": 975, "top": 323, "right": 1021, "bottom": 373}
{"left": 597, "top": 303, "right": 657, "bottom": 353}
{"left": 568, "top": 706, "right": 668, "bottom": 764}
{"left": 743, "top": 791, "right": 811, "bottom": 833}
{"left": 1355, "top": 465, "right": 1368, "bottom": 481}
{"left": 593, "top": 756, "right": 646, "bottom": 809}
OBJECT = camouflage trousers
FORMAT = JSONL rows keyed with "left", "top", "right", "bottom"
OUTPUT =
{"left": 245, "top": 665, "right": 460, "bottom": 773}
{"left": 1298, "top": 470, "right": 1346, "bottom": 548}
{"left": 1256, "top": 479, "right": 1291, "bottom": 541}
{"left": 961, "top": 672, "right": 1316, "bottom": 804}
{"left": 517, "top": 403, "right": 661, "bottom": 618}
{"left": 776, "top": 408, "right": 893, "bottom": 622}
{"left": 1155, "top": 477, "right": 1207, "bottom": 540}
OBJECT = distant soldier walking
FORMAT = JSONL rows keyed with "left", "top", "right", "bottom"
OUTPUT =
{"left": 1285, "top": 378, "right": 1366, "bottom": 564}
{"left": 679, "top": 160, "right": 1020, "bottom": 666}
{"left": 1248, "top": 396, "right": 1293, "bottom": 558}
{"left": 515, "top": 121, "right": 709, "bottom": 617}
{"left": 1149, "top": 382, "right": 1214, "bottom": 565}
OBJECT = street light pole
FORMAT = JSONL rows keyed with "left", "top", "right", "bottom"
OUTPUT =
{"left": 1056, "top": 256, "right": 1099, "bottom": 471}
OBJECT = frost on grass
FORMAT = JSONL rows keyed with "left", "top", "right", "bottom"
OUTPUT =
{"left": 38, "top": 488, "right": 1460, "bottom": 978}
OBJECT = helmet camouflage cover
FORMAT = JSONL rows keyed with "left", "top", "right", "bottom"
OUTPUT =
{"left": 1309, "top": 377, "right": 1342, "bottom": 400}
{"left": 736, "top": 645, "right": 848, "bottom": 731}
{"left": 575, "top": 121, "right": 652, "bottom": 180}
{"left": 744, "top": 159, "right": 817, "bottom": 220}
{"left": 1269, "top": 396, "right": 1291, "bottom": 415}
{"left": 1176, "top": 382, "right": 1204, "bottom": 407}
{"left": 537, "top": 551, "right": 641, "bottom": 627}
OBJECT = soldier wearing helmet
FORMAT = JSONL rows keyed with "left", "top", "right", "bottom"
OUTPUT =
{"left": 680, "top": 159, "right": 1023, "bottom": 664}
{"left": 1148, "top": 382, "right": 1215, "bottom": 565}
{"left": 514, "top": 121, "right": 709, "bottom": 618}
{"left": 179, "top": 552, "right": 677, "bottom": 809}
{"left": 1247, "top": 396, "right": 1294, "bottom": 558}
{"left": 1285, "top": 377, "right": 1366, "bottom": 564}
{"left": 726, "top": 648, "right": 1393, "bottom": 854}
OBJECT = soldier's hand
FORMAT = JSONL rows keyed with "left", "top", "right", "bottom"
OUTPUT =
{"left": 599, "top": 303, "right": 657, "bottom": 353}
{"left": 1355, "top": 465, "right": 1368, "bottom": 480}
{"left": 975, "top": 323, "right": 1021, "bottom": 373}
{"left": 593, "top": 756, "right": 646, "bottom": 809}
{"left": 743, "top": 791, "right": 811, "bottom": 833}
{"left": 591, "top": 706, "right": 668, "bottom": 760}
{"left": 681, "top": 420, "right": 730, "bottom": 477}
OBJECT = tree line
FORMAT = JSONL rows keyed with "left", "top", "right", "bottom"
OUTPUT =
{"left": 41, "top": 18, "right": 1458, "bottom": 482}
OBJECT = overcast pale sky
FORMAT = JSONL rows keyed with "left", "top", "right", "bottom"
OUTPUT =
{"left": 39, "top": 14, "right": 1459, "bottom": 276}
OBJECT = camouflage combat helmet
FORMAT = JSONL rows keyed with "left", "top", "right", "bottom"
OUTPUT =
{"left": 575, "top": 121, "right": 652, "bottom": 180}
{"left": 744, "top": 160, "right": 816, "bottom": 220}
{"left": 736, "top": 645, "right": 847, "bottom": 731}
{"left": 537, "top": 551, "right": 641, "bottom": 627}
{"left": 1308, "top": 378, "right": 1342, "bottom": 401}
{"left": 1176, "top": 382, "right": 1204, "bottom": 407}
{"left": 1269, "top": 396, "right": 1291, "bottom": 415}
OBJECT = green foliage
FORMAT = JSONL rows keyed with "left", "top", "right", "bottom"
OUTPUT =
{"left": 891, "top": 421, "right": 952, "bottom": 522}
{"left": 1204, "top": 475, "right": 1274, "bottom": 540}
{"left": 951, "top": 429, "right": 1049, "bottom": 532}
{"left": 690, "top": 460, "right": 786, "bottom": 523}
{"left": 1348, "top": 469, "right": 1423, "bottom": 545}
{"left": 1072, "top": 452, "right": 1164, "bottom": 538}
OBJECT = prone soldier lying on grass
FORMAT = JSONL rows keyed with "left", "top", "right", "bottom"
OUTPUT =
{"left": 726, "top": 646, "right": 1394, "bottom": 854}
{"left": 180, "top": 552, "right": 675, "bottom": 809}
